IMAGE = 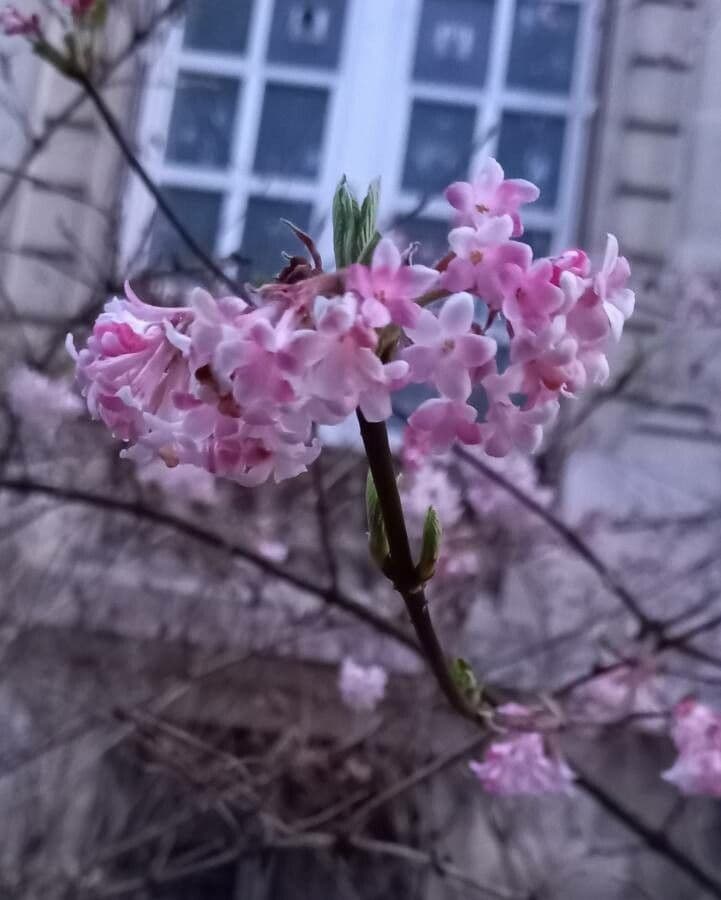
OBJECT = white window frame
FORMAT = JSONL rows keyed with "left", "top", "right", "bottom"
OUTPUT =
{"left": 122, "top": 0, "right": 602, "bottom": 272}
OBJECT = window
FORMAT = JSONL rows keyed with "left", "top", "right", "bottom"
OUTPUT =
{"left": 129, "top": 0, "right": 349, "bottom": 277}
{"left": 126, "top": 0, "right": 599, "bottom": 279}
{"left": 391, "top": 0, "right": 597, "bottom": 259}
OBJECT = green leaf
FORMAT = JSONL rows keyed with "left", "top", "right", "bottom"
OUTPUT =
{"left": 365, "top": 471, "right": 389, "bottom": 569}
{"left": 332, "top": 176, "right": 359, "bottom": 268}
{"left": 358, "top": 229, "right": 381, "bottom": 266}
{"left": 416, "top": 506, "right": 442, "bottom": 583}
{"left": 356, "top": 178, "right": 380, "bottom": 256}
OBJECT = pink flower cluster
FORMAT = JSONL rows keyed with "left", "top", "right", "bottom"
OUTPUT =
{"left": 404, "top": 159, "right": 634, "bottom": 463}
{"left": 68, "top": 160, "right": 634, "bottom": 485}
{"left": 662, "top": 699, "right": 721, "bottom": 796}
{"left": 469, "top": 704, "right": 574, "bottom": 796}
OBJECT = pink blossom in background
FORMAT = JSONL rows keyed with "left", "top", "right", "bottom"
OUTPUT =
{"left": 445, "top": 157, "right": 540, "bottom": 237}
{"left": 400, "top": 460, "right": 463, "bottom": 534}
{"left": 570, "top": 658, "right": 668, "bottom": 732}
{"left": 462, "top": 448, "right": 553, "bottom": 518}
{"left": 346, "top": 237, "right": 439, "bottom": 328}
{"left": 662, "top": 699, "right": 721, "bottom": 796}
{"left": 135, "top": 459, "right": 219, "bottom": 506}
{"left": 0, "top": 6, "right": 41, "bottom": 36}
{"left": 6, "top": 364, "right": 83, "bottom": 441}
{"left": 470, "top": 731, "right": 575, "bottom": 796}
{"left": 338, "top": 658, "right": 388, "bottom": 713}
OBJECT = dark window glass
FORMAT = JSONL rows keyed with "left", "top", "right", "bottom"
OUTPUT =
{"left": 268, "top": 0, "right": 347, "bottom": 69}
{"left": 183, "top": 0, "right": 253, "bottom": 54}
{"left": 254, "top": 84, "right": 328, "bottom": 178}
{"left": 402, "top": 100, "right": 476, "bottom": 192}
{"left": 507, "top": 0, "right": 579, "bottom": 94}
{"left": 497, "top": 112, "right": 565, "bottom": 208}
{"left": 152, "top": 187, "right": 222, "bottom": 262}
{"left": 520, "top": 228, "right": 552, "bottom": 258}
{"left": 241, "top": 196, "right": 313, "bottom": 280}
{"left": 393, "top": 217, "right": 448, "bottom": 266}
{"left": 413, "top": 0, "right": 495, "bottom": 86}
{"left": 166, "top": 73, "right": 240, "bottom": 168}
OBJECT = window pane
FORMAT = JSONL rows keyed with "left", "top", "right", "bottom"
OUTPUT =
{"left": 497, "top": 112, "right": 565, "bottom": 208}
{"left": 241, "top": 196, "right": 313, "bottom": 279}
{"left": 152, "top": 187, "right": 222, "bottom": 262}
{"left": 393, "top": 217, "right": 448, "bottom": 266}
{"left": 166, "top": 73, "right": 240, "bottom": 168}
{"left": 254, "top": 84, "right": 328, "bottom": 178}
{"left": 413, "top": 0, "right": 495, "bottom": 87}
{"left": 402, "top": 100, "right": 476, "bottom": 192}
{"left": 507, "top": 1, "right": 579, "bottom": 94}
{"left": 183, "top": 0, "right": 253, "bottom": 54}
{"left": 520, "top": 228, "right": 552, "bottom": 258}
{"left": 268, "top": 0, "right": 348, "bottom": 69}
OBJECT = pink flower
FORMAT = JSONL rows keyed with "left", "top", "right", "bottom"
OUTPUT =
{"left": 503, "top": 258, "right": 565, "bottom": 333}
{"left": 346, "top": 237, "right": 439, "bottom": 328}
{"left": 662, "top": 699, "right": 721, "bottom": 796}
{"left": 443, "top": 218, "right": 532, "bottom": 309}
{"left": 407, "top": 398, "right": 482, "bottom": 454}
{"left": 511, "top": 317, "right": 587, "bottom": 404}
{"left": 67, "top": 289, "right": 194, "bottom": 442}
{"left": 0, "top": 5, "right": 41, "bottom": 36}
{"left": 339, "top": 658, "right": 387, "bottom": 712}
{"left": 403, "top": 293, "right": 496, "bottom": 401}
{"left": 307, "top": 293, "right": 409, "bottom": 422}
{"left": 480, "top": 368, "right": 560, "bottom": 457}
{"left": 445, "top": 157, "right": 540, "bottom": 237}
{"left": 6, "top": 364, "right": 83, "bottom": 440}
{"left": 594, "top": 234, "right": 635, "bottom": 341}
{"left": 469, "top": 732, "right": 575, "bottom": 796}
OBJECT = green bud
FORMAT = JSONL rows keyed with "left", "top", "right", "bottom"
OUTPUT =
{"left": 365, "top": 471, "right": 389, "bottom": 569}
{"left": 450, "top": 657, "right": 482, "bottom": 704}
{"left": 332, "top": 175, "right": 359, "bottom": 268}
{"left": 356, "top": 178, "right": 381, "bottom": 264}
{"left": 416, "top": 506, "right": 442, "bottom": 583}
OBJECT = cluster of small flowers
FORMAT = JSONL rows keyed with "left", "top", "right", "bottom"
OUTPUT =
{"left": 68, "top": 160, "right": 634, "bottom": 487}
{"left": 662, "top": 698, "right": 721, "bottom": 796}
{"left": 468, "top": 695, "right": 721, "bottom": 799}
{"left": 6, "top": 364, "right": 83, "bottom": 441}
{"left": 469, "top": 703, "right": 575, "bottom": 796}
{"left": 403, "top": 158, "right": 634, "bottom": 465}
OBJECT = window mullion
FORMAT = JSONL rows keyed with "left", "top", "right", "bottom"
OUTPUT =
{"left": 218, "top": 0, "right": 276, "bottom": 260}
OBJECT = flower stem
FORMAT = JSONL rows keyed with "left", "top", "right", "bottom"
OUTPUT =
{"left": 356, "top": 411, "right": 481, "bottom": 722}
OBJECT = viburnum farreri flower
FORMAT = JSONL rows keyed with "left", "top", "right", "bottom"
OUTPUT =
{"left": 68, "top": 159, "right": 635, "bottom": 486}
{"left": 662, "top": 698, "right": 721, "bottom": 796}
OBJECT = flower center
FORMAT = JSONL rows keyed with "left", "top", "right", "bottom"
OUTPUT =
{"left": 470, "top": 250, "right": 484, "bottom": 265}
{"left": 475, "top": 203, "right": 490, "bottom": 214}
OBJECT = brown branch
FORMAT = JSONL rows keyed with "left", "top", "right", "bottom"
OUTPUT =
{"left": 357, "top": 413, "right": 481, "bottom": 721}
{"left": 0, "top": 476, "right": 419, "bottom": 654}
